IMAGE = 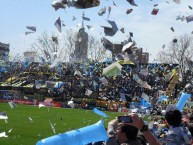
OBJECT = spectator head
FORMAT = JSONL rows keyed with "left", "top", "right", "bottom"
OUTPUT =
{"left": 165, "top": 105, "right": 182, "bottom": 127}
{"left": 116, "top": 124, "right": 138, "bottom": 143}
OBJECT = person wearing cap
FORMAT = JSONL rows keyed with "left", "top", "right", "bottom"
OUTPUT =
{"left": 105, "top": 119, "right": 143, "bottom": 145}
{"left": 126, "top": 105, "right": 193, "bottom": 145}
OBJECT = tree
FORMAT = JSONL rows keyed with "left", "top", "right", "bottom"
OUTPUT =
{"left": 31, "top": 29, "right": 108, "bottom": 64}
{"left": 87, "top": 36, "right": 108, "bottom": 62}
{"left": 31, "top": 32, "right": 71, "bottom": 64}
{"left": 156, "top": 34, "right": 193, "bottom": 79}
{"left": 62, "top": 29, "right": 77, "bottom": 62}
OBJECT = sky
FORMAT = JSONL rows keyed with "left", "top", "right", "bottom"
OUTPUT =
{"left": 0, "top": 0, "right": 193, "bottom": 62}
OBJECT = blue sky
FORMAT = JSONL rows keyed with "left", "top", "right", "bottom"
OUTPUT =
{"left": 0, "top": 0, "right": 193, "bottom": 62}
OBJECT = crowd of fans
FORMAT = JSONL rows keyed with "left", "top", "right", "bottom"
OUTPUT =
{"left": 0, "top": 61, "right": 193, "bottom": 144}
{"left": 0, "top": 61, "right": 192, "bottom": 110}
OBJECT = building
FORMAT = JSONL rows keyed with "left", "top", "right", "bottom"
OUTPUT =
{"left": 141, "top": 52, "right": 149, "bottom": 64}
{"left": 23, "top": 51, "right": 37, "bottom": 62}
{"left": 0, "top": 42, "right": 10, "bottom": 62}
{"left": 74, "top": 27, "right": 88, "bottom": 62}
{"left": 71, "top": 12, "right": 88, "bottom": 63}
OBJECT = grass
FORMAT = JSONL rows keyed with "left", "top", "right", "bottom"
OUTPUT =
{"left": 0, "top": 103, "right": 124, "bottom": 145}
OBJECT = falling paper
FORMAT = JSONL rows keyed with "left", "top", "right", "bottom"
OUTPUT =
{"left": 72, "top": 16, "right": 76, "bottom": 21}
{"left": 126, "top": 9, "right": 133, "bottom": 14}
{"left": 120, "top": 27, "right": 125, "bottom": 33}
{"left": 8, "top": 101, "right": 16, "bottom": 109}
{"left": 99, "top": 77, "right": 108, "bottom": 85}
{"left": 141, "top": 92, "right": 150, "bottom": 102}
{"left": 173, "top": 0, "right": 181, "bottom": 4}
{"left": 120, "top": 93, "right": 126, "bottom": 102}
{"left": 0, "top": 112, "right": 8, "bottom": 120}
{"left": 26, "top": 26, "right": 36, "bottom": 32}
{"left": 107, "top": 6, "right": 111, "bottom": 18}
{"left": 39, "top": 103, "right": 46, "bottom": 108}
{"left": 101, "top": 20, "right": 118, "bottom": 36}
{"left": 162, "top": 44, "right": 166, "bottom": 49}
{"left": 85, "top": 89, "right": 93, "bottom": 96}
{"left": 49, "top": 121, "right": 56, "bottom": 134}
{"left": 122, "top": 42, "right": 134, "bottom": 52}
{"left": 151, "top": 8, "right": 159, "bottom": 15}
{"left": 86, "top": 25, "right": 95, "bottom": 31}
{"left": 0, "top": 132, "right": 8, "bottom": 138}
{"left": 98, "top": 7, "right": 106, "bottom": 16}
{"left": 52, "top": 0, "right": 67, "bottom": 11}
{"left": 127, "top": 0, "right": 138, "bottom": 6}
{"left": 25, "top": 31, "right": 35, "bottom": 35}
{"left": 28, "top": 117, "right": 33, "bottom": 122}
{"left": 102, "top": 62, "right": 122, "bottom": 77}
{"left": 72, "top": 0, "right": 100, "bottom": 9}
{"left": 67, "top": 100, "right": 75, "bottom": 108}
{"left": 54, "top": 17, "right": 62, "bottom": 33}
{"left": 8, "top": 129, "right": 12, "bottom": 133}
{"left": 170, "top": 27, "right": 175, "bottom": 32}
{"left": 186, "top": 15, "right": 193, "bottom": 23}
